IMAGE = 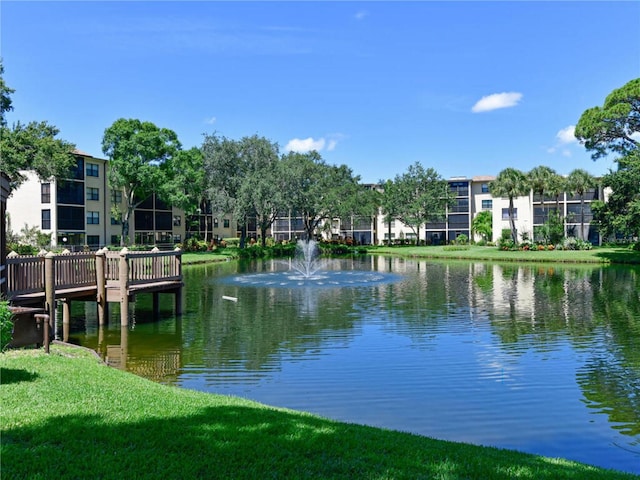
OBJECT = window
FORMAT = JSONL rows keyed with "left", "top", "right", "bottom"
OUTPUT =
{"left": 86, "top": 187, "right": 99, "bottom": 201}
{"left": 57, "top": 206, "right": 84, "bottom": 230}
{"left": 481, "top": 199, "right": 493, "bottom": 210}
{"left": 481, "top": 183, "right": 490, "bottom": 193}
{"left": 383, "top": 220, "right": 396, "bottom": 228}
{"left": 213, "top": 218, "right": 219, "bottom": 227}
{"left": 111, "top": 235, "right": 121, "bottom": 245}
{"left": 87, "top": 211, "right": 100, "bottom": 225}
{"left": 41, "top": 183, "right": 51, "bottom": 203}
{"left": 42, "top": 209, "right": 51, "bottom": 229}
{"left": 57, "top": 181, "right": 84, "bottom": 205}
{"left": 111, "top": 215, "right": 121, "bottom": 225}
{"left": 502, "top": 208, "right": 517, "bottom": 220}
{"left": 135, "top": 211, "right": 154, "bottom": 230}
{"left": 86, "top": 235, "right": 100, "bottom": 246}
{"left": 86, "top": 163, "right": 99, "bottom": 177}
{"left": 223, "top": 218, "right": 230, "bottom": 228}
{"left": 155, "top": 212, "right": 172, "bottom": 230}
{"left": 173, "top": 215, "right": 182, "bottom": 227}
{"left": 111, "top": 189, "right": 122, "bottom": 204}
{"left": 451, "top": 198, "right": 469, "bottom": 213}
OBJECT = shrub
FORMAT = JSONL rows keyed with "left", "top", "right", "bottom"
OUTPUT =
{"left": 560, "top": 237, "right": 593, "bottom": 251}
{"left": 454, "top": 234, "right": 469, "bottom": 245}
{"left": 182, "top": 237, "right": 208, "bottom": 252}
{"left": 0, "top": 301, "right": 13, "bottom": 352}
{"left": 223, "top": 238, "right": 240, "bottom": 247}
{"left": 8, "top": 243, "right": 38, "bottom": 256}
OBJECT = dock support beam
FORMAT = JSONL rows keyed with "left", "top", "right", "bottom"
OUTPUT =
{"left": 44, "top": 252, "right": 56, "bottom": 323}
{"left": 119, "top": 248, "right": 129, "bottom": 327}
{"left": 96, "top": 248, "right": 108, "bottom": 326}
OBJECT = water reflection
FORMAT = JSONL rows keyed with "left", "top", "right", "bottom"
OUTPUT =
{"left": 64, "top": 257, "right": 640, "bottom": 474}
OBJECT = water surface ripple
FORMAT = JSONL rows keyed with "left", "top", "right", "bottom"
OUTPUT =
{"left": 68, "top": 257, "right": 640, "bottom": 474}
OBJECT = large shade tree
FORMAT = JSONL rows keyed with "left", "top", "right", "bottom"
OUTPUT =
{"left": 490, "top": 167, "right": 529, "bottom": 244}
{"left": 160, "top": 147, "right": 207, "bottom": 239}
{"left": 102, "top": 118, "right": 181, "bottom": 246}
{"left": 201, "top": 133, "right": 242, "bottom": 240}
{"left": 235, "top": 135, "right": 282, "bottom": 247}
{"left": 575, "top": 78, "right": 640, "bottom": 240}
{"left": 389, "top": 162, "right": 452, "bottom": 244}
{"left": 280, "top": 151, "right": 364, "bottom": 240}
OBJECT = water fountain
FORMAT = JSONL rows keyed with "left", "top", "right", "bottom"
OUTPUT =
{"left": 289, "top": 239, "right": 325, "bottom": 280}
{"left": 220, "top": 239, "right": 401, "bottom": 289}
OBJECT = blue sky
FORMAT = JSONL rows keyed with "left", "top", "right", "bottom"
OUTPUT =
{"left": 2, "top": 1, "right": 639, "bottom": 183}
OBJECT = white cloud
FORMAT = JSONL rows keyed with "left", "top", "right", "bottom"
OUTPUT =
{"left": 285, "top": 137, "right": 326, "bottom": 153}
{"left": 204, "top": 116, "right": 217, "bottom": 125}
{"left": 471, "top": 92, "right": 523, "bottom": 113}
{"left": 556, "top": 125, "right": 576, "bottom": 144}
{"left": 355, "top": 10, "right": 368, "bottom": 21}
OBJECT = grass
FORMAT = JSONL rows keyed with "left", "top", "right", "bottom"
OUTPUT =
{"left": 182, "top": 249, "right": 237, "bottom": 265}
{"left": 181, "top": 244, "right": 640, "bottom": 266}
{"left": 1, "top": 345, "right": 636, "bottom": 479}
{"left": 370, "top": 244, "right": 640, "bottom": 265}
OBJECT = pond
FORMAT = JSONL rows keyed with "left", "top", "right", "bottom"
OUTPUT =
{"left": 64, "top": 256, "right": 640, "bottom": 474}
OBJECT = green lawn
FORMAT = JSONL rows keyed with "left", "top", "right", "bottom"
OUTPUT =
{"left": 370, "top": 244, "right": 640, "bottom": 265}
{"left": 1, "top": 346, "right": 636, "bottom": 479}
{"left": 181, "top": 244, "right": 640, "bottom": 266}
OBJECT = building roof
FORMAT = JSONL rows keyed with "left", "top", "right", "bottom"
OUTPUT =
{"left": 472, "top": 175, "right": 496, "bottom": 182}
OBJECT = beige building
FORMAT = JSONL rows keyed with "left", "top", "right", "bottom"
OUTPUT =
{"left": 5, "top": 150, "right": 605, "bottom": 249}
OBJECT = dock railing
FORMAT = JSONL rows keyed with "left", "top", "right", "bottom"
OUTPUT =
{"left": 8, "top": 247, "right": 183, "bottom": 327}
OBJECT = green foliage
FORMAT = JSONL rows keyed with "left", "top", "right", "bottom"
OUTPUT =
{"left": 181, "top": 237, "right": 208, "bottom": 252}
{"left": 386, "top": 162, "right": 452, "bottom": 241}
{"left": 221, "top": 237, "right": 238, "bottom": 247}
{"left": 8, "top": 243, "right": 38, "bottom": 255}
{"left": 102, "top": 118, "right": 181, "bottom": 246}
{"left": 471, "top": 210, "right": 492, "bottom": 242}
{"left": 592, "top": 154, "right": 640, "bottom": 239}
{"left": 454, "top": 233, "right": 468, "bottom": 245}
{"left": 575, "top": 78, "right": 640, "bottom": 239}
{"left": 575, "top": 78, "right": 640, "bottom": 161}
{"left": 0, "top": 301, "right": 12, "bottom": 351}
{"left": 559, "top": 237, "right": 593, "bottom": 251}
{"left": 491, "top": 168, "right": 529, "bottom": 243}
{"left": 536, "top": 210, "right": 565, "bottom": 245}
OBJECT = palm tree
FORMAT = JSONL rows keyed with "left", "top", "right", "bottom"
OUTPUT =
{"left": 566, "top": 169, "right": 596, "bottom": 240}
{"left": 490, "top": 168, "right": 529, "bottom": 243}
{"left": 528, "top": 166, "right": 556, "bottom": 217}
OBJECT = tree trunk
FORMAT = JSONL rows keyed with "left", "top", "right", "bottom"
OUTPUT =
{"left": 121, "top": 209, "right": 132, "bottom": 246}
{"left": 261, "top": 225, "right": 268, "bottom": 247}
{"left": 580, "top": 196, "right": 586, "bottom": 240}
{"left": 239, "top": 224, "right": 247, "bottom": 249}
{"left": 509, "top": 197, "right": 518, "bottom": 243}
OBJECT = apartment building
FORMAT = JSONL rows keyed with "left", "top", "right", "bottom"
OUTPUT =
{"left": 5, "top": 151, "right": 604, "bottom": 248}
{"left": 6, "top": 151, "right": 187, "bottom": 249}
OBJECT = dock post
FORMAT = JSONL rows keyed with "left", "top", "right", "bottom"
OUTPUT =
{"left": 174, "top": 247, "right": 183, "bottom": 316}
{"left": 119, "top": 247, "right": 129, "bottom": 327}
{"left": 61, "top": 298, "right": 71, "bottom": 326}
{"left": 44, "top": 252, "right": 55, "bottom": 320}
{"left": 96, "top": 248, "right": 107, "bottom": 326}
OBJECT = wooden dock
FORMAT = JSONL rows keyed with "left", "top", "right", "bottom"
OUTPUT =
{"left": 6, "top": 247, "right": 183, "bottom": 327}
